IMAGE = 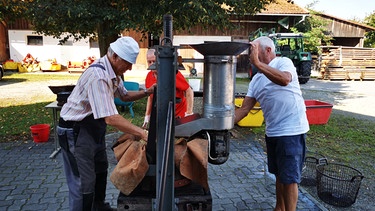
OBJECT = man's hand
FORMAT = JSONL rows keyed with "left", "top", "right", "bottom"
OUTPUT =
{"left": 142, "top": 115, "right": 150, "bottom": 129}
{"left": 140, "top": 130, "right": 149, "bottom": 142}
{"left": 249, "top": 42, "right": 260, "bottom": 71}
{"left": 145, "top": 84, "right": 157, "bottom": 96}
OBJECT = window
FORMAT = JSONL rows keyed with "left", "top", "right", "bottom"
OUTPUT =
{"left": 27, "top": 36, "right": 43, "bottom": 46}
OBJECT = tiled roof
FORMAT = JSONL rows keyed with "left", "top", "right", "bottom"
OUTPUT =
{"left": 260, "top": 0, "right": 309, "bottom": 15}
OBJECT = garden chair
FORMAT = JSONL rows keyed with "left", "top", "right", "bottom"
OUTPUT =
{"left": 114, "top": 81, "right": 140, "bottom": 118}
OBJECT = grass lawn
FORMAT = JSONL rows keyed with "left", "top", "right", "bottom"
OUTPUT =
{"left": 0, "top": 72, "right": 145, "bottom": 142}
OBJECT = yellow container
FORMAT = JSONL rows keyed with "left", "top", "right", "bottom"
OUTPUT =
{"left": 235, "top": 98, "right": 264, "bottom": 127}
{"left": 18, "top": 63, "right": 28, "bottom": 73}
{"left": 50, "top": 64, "right": 61, "bottom": 71}
{"left": 3, "top": 61, "right": 19, "bottom": 70}
{"left": 40, "top": 62, "right": 61, "bottom": 71}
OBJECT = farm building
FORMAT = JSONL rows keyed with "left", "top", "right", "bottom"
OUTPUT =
{"left": 0, "top": 0, "right": 374, "bottom": 75}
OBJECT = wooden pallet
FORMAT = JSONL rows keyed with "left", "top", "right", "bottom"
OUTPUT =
{"left": 362, "top": 68, "right": 375, "bottom": 80}
{"left": 345, "top": 67, "right": 362, "bottom": 80}
{"left": 324, "top": 67, "right": 375, "bottom": 80}
{"left": 323, "top": 60, "right": 375, "bottom": 67}
{"left": 319, "top": 46, "right": 375, "bottom": 80}
{"left": 325, "top": 67, "right": 347, "bottom": 80}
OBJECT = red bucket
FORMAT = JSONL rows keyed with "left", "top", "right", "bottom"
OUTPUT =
{"left": 30, "top": 124, "right": 50, "bottom": 143}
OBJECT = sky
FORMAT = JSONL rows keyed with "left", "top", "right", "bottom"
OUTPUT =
{"left": 292, "top": 0, "right": 375, "bottom": 21}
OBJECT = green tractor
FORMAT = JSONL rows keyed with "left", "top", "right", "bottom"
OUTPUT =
{"left": 249, "top": 28, "right": 312, "bottom": 84}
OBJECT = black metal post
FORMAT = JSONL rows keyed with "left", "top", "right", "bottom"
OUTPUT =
{"left": 155, "top": 14, "right": 177, "bottom": 211}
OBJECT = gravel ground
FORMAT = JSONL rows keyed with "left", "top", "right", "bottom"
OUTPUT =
{"left": 1, "top": 71, "right": 374, "bottom": 210}
{"left": 300, "top": 79, "right": 375, "bottom": 122}
{"left": 0, "top": 72, "right": 78, "bottom": 105}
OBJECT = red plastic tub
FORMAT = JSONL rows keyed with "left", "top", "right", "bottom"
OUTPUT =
{"left": 30, "top": 124, "right": 50, "bottom": 143}
{"left": 305, "top": 100, "right": 333, "bottom": 125}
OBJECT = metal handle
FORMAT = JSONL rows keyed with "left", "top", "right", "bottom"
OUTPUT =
{"left": 157, "top": 101, "right": 174, "bottom": 211}
{"left": 162, "top": 14, "right": 173, "bottom": 46}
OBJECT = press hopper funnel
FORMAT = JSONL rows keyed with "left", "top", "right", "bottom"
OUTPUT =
{"left": 189, "top": 41, "right": 250, "bottom": 56}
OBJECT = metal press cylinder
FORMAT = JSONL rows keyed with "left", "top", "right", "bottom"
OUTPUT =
{"left": 203, "top": 55, "right": 236, "bottom": 130}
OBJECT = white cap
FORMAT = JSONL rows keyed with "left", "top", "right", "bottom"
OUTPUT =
{"left": 110, "top": 37, "right": 139, "bottom": 64}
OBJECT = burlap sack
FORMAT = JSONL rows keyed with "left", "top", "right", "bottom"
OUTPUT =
{"left": 110, "top": 134, "right": 149, "bottom": 195}
{"left": 175, "top": 138, "right": 209, "bottom": 191}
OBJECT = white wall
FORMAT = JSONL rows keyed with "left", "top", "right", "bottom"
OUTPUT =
{"left": 8, "top": 30, "right": 100, "bottom": 65}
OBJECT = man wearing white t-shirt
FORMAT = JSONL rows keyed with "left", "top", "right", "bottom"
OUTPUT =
{"left": 235, "top": 36, "right": 309, "bottom": 211}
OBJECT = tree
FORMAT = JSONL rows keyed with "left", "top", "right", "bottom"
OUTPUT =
{"left": 0, "top": 1, "right": 30, "bottom": 61}
{"left": 7, "top": 0, "right": 272, "bottom": 56}
{"left": 364, "top": 11, "right": 375, "bottom": 48}
{"left": 291, "top": 1, "right": 333, "bottom": 55}
{"left": 0, "top": 0, "right": 27, "bottom": 23}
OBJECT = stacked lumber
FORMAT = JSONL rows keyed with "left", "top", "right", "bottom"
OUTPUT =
{"left": 318, "top": 46, "right": 375, "bottom": 80}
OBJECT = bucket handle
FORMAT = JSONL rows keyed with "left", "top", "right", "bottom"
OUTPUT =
{"left": 234, "top": 104, "right": 262, "bottom": 115}
{"left": 317, "top": 157, "right": 328, "bottom": 164}
{"left": 32, "top": 132, "right": 39, "bottom": 136}
{"left": 249, "top": 107, "right": 262, "bottom": 114}
{"left": 304, "top": 157, "right": 327, "bottom": 164}
{"left": 351, "top": 175, "right": 364, "bottom": 182}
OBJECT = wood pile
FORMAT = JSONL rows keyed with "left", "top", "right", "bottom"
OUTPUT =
{"left": 318, "top": 46, "right": 375, "bottom": 80}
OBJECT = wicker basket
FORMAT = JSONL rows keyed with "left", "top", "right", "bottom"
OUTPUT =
{"left": 301, "top": 151, "right": 327, "bottom": 186}
{"left": 316, "top": 163, "right": 364, "bottom": 207}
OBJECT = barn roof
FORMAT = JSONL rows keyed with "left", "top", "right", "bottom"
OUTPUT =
{"left": 260, "top": 0, "right": 309, "bottom": 16}
{"left": 257, "top": 0, "right": 374, "bottom": 31}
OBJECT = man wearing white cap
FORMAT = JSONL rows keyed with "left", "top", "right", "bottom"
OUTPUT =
{"left": 58, "top": 36, "right": 155, "bottom": 211}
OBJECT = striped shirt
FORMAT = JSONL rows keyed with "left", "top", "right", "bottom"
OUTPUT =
{"left": 60, "top": 56, "right": 128, "bottom": 121}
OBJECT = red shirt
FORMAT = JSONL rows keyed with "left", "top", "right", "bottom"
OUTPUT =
{"left": 145, "top": 71, "right": 190, "bottom": 118}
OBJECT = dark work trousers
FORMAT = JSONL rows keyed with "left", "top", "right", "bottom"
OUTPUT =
{"left": 58, "top": 115, "right": 108, "bottom": 211}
